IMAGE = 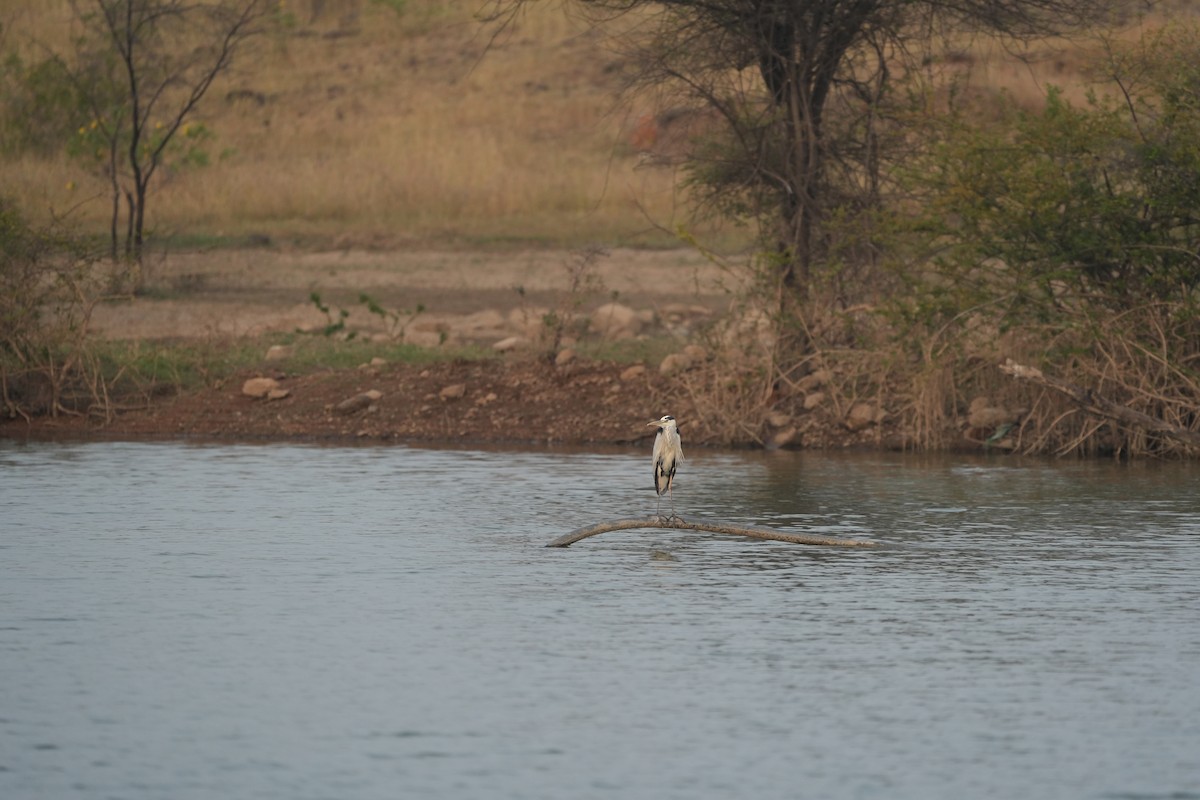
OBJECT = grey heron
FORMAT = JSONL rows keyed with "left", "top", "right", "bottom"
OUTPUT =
{"left": 648, "top": 415, "right": 683, "bottom": 521}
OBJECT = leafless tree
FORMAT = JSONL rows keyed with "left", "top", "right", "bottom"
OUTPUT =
{"left": 65, "top": 0, "right": 268, "bottom": 268}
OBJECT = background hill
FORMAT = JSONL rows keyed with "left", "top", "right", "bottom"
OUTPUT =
{"left": 0, "top": 0, "right": 696, "bottom": 248}
{"left": 3, "top": 0, "right": 1171, "bottom": 252}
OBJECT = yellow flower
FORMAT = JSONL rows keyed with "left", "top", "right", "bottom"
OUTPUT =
{"left": 90, "top": 119, "right": 99, "bottom": 129}
{"left": 78, "top": 126, "right": 86, "bottom": 135}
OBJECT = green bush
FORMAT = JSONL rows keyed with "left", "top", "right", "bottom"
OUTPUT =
{"left": 887, "top": 26, "right": 1200, "bottom": 455}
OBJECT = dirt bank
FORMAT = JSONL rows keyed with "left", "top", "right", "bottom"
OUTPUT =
{"left": 1, "top": 246, "right": 901, "bottom": 450}
{"left": 2, "top": 353, "right": 900, "bottom": 450}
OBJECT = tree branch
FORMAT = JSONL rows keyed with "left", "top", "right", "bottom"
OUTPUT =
{"left": 999, "top": 358, "right": 1200, "bottom": 448}
{"left": 547, "top": 516, "right": 877, "bottom": 547}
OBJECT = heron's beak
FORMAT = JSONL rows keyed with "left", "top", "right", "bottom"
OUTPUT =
{"left": 647, "top": 420, "right": 663, "bottom": 428}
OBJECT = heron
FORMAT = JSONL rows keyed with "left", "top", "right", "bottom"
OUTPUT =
{"left": 648, "top": 414, "right": 683, "bottom": 521}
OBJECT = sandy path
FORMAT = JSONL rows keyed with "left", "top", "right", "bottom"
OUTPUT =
{"left": 91, "top": 247, "right": 744, "bottom": 341}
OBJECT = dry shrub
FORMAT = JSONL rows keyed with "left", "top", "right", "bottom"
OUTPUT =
{"left": 0, "top": 200, "right": 117, "bottom": 420}
{"left": 1001, "top": 304, "right": 1200, "bottom": 457}
{"left": 666, "top": 289, "right": 900, "bottom": 448}
{"left": 869, "top": 300, "right": 1200, "bottom": 457}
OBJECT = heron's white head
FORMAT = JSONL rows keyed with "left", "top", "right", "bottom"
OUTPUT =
{"left": 647, "top": 414, "right": 677, "bottom": 430}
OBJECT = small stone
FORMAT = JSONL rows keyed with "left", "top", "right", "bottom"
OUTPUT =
{"left": 767, "top": 411, "right": 792, "bottom": 428}
{"left": 766, "top": 426, "right": 798, "bottom": 450}
{"left": 619, "top": 364, "right": 647, "bottom": 382}
{"left": 590, "top": 302, "right": 641, "bottom": 339}
{"left": 682, "top": 344, "right": 709, "bottom": 363}
{"left": 266, "top": 388, "right": 290, "bottom": 401}
{"left": 364, "top": 389, "right": 383, "bottom": 401}
{"left": 475, "top": 391, "right": 498, "bottom": 406}
{"left": 334, "top": 393, "right": 376, "bottom": 415}
{"left": 439, "top": 383, "right": 466, "bottom": 400}
{"left": 370, "top": 356, "right": 387, "bottom": 367}
{"left": 845, "top": 402, "right": 883, "bottom": 432}
{"left": 803, "top": 391, "right": 827, "bottom": 411}
{"left": 968, "top": 395, "right": 1021, "bottom": 429}
{"left": 797, "top": 369, "right": 833, "bottom": 393}
{"left": 242, "top": 377, "right": 279, "bottom": 398}
{"left": 493, "top": 336, "right": 527, "bottom": 352}
{"left": 658, "top": 352, "right": 693, "bottom": 376}
{"left": 264, "top": 345, "right": 292, "bottom": 361}
{"left": 555, "top": 348, "right": 577, "bottom": 367}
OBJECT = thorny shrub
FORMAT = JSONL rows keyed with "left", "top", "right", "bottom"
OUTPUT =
{"left": 0, "top": 199, "right": 116, "bottom": 420}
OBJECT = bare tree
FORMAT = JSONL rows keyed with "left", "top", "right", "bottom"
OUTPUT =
{"left": 65, "top": 0, "right": 267, "bottom": 268}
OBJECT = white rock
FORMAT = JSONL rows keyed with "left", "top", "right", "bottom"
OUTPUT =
{"left": 265, "top": 345, "right": 292, "bottom": 361}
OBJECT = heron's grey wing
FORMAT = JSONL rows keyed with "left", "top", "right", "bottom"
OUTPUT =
{"left": 652, "top": 429, "right": 666, "bottom": 495}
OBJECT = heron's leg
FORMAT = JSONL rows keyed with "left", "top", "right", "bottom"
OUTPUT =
{"left": 669, "top": 485, "right": 678, "bottom": 523}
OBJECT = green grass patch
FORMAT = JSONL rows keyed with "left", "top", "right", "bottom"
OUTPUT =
{"left": 94, "top": 338, "right": 269, "bottom": 393}
{"left": 574, "top": 334, "right": 683, "bottom": 365}
{"left": 90, "top": 333, "right": 495, "bottom": 398}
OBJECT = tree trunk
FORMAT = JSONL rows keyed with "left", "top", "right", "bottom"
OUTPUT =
{"left": 133, "top": 178, "right": 146, "bottom": 265}
{"left": 107, "top": 139, "right": 120, "bottom": 262}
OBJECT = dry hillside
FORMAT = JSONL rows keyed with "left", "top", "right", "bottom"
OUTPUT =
{"left": 1, "top": 0, "right": 1171, "bottom": 247}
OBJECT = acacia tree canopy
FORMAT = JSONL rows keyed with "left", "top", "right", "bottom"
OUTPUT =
{"left": 495, "top": 0, "right": 1123, "bottom": 303}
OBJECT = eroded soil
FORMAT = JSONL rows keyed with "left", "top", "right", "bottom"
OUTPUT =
{"left": 3, "top": 246, "right": 764, "bottom": 447}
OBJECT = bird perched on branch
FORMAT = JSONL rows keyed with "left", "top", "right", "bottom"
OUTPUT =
{"left": 648, "top": 414, "right": 683, "bottom": 521}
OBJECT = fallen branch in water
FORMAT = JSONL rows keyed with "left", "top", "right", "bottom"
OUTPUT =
{"left": 546, "top": 517, "right": 876, "bottom": 548}
{"left": 999, "top": 359, "right": 1200, "bottom": 448}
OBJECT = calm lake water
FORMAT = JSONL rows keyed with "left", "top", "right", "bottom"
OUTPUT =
{"left": 2, "top": 440, "right": 1198, "bottom": 800}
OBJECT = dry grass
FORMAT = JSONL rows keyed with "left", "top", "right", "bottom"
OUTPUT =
{"left": 1, "top": 1, "right": 1183, "bottom": 249}
{"left": 1, "top": 0, "right": 693, "bottom": 246}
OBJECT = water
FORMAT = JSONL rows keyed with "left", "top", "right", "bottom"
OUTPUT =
{"left": 2, "top": 440, "right": 1198, "bottom": 800}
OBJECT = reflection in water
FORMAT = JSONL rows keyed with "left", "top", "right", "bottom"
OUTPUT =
{"left": 1, "top": 441, "right": 1198, "bottom": 800}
